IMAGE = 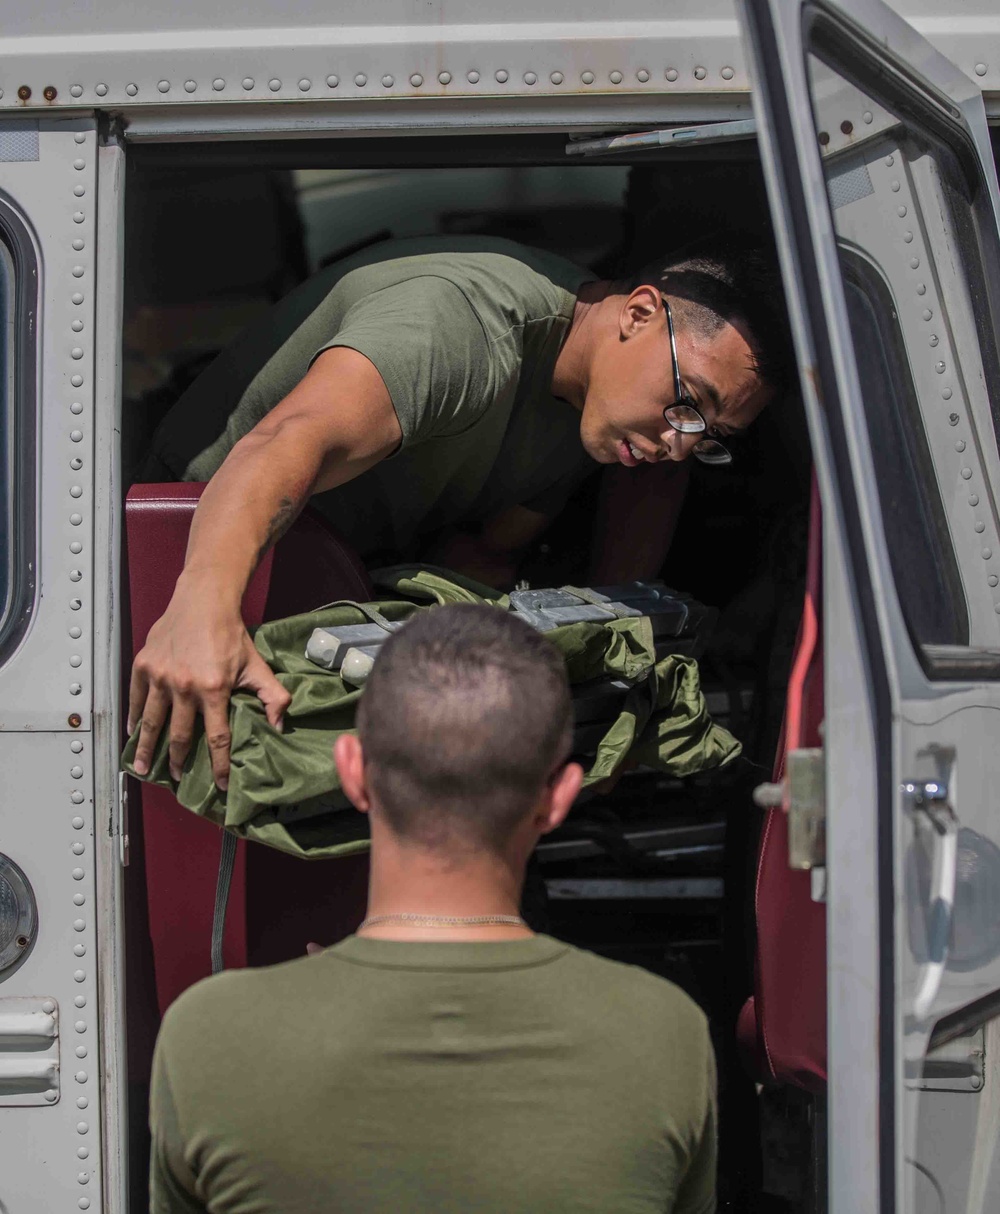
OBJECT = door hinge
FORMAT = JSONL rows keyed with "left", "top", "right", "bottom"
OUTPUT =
{"left": 753, "top": 747, "right": 826, "bottom": 872}
{"left": 116, "top": 770, "right": 130, "bottom": 868}
{"left": 909, "top": 1024, "right": 985, "bottom": 1093}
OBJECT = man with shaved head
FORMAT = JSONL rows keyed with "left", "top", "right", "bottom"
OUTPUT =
{"left": 150, "top": 603, "right": 718, "bottom": 1214}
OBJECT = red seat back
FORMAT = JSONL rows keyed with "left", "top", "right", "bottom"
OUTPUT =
{"left": 125, "top": 484, "right": 373, "bottom": 1014}
{"left": 738, "top": 478, "right": 827, "bottom": 1091}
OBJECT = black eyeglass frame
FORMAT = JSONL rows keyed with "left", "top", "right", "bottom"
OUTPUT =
{"left": 661, "top": 297, "right": 733, "bottom": 467}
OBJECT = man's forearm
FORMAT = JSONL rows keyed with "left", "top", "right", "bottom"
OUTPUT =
{"left": 589, "top": 461, "right": 690, "bottom": 584}
{"left": 179, "top": 426, "right": 322, "bottom": 606}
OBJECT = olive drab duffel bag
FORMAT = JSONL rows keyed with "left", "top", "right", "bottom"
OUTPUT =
{"left": 122, "top": 566, "right": 740, "bottom": 862}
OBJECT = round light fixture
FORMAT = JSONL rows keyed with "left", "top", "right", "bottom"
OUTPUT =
{"left": 0, "top": 854, "right": 38, "bottom": 979}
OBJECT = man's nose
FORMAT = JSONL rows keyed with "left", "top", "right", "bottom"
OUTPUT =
{"left": 657, "top": 427, "right": 698, "bottom": 462}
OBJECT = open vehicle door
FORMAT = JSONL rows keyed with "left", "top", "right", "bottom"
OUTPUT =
{"left": 738, "top": 0, "right": 1000, "bottom": 1209}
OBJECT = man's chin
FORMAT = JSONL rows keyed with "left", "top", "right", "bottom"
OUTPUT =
{"left": 579, "top": 431, "right": 617, "bottom": 465}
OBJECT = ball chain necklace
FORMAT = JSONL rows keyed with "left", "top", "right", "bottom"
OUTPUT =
{"left": 358, "top": 912, "right": 526, "bottom": 930}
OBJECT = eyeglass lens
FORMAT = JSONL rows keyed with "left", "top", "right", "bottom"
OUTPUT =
{"left": 663, "top": 403, "right": 706, "bottom": 434}
{"left": 692, "top": 439, "right": 732, "bottom": 466}
{"left": 662, "top": 296, "right": 733, "bottom": 466}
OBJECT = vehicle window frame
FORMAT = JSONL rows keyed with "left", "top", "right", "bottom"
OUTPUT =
{"left": 805, "top": 9, "right": 1000, "bottom": 681}
{"left": 839, "top": 249, "right": 970, "bottom": 650}
{"left": 0, "top": 191, "right": 38, "bottom": 666}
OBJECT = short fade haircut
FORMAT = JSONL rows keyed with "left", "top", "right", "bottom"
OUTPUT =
{"left": 630, "top": 245, "right": 794, "bottom": 397}
{"left": 356, "top": 604, "right": 573, "bottom": 851}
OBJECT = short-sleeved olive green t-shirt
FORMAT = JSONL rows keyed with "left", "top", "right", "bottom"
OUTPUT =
{"left": 148, "top": 237, "right": 600, "bottom": 559}
{"left": 150, "top": 935, "right": 716, "bottom": 1214}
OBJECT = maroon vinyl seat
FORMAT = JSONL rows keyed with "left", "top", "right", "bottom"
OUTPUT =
{"left": 125, "top": 483, "right": 374, "bottom": 1015}
{"left": 737, "top": 479, "right": 827, "bottom": 1091}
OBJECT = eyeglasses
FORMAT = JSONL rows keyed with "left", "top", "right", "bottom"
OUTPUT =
{"left": 662, "top": 297, "right": 733, "bottom": 467}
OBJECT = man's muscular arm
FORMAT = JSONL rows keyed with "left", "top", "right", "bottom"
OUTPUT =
{"left": 128, "top": 348, "right": 401, "bottom": 790}
{"left": 588, "top": 460, "right": 690, "bottom": 584}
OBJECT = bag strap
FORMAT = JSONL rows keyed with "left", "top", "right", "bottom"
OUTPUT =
{"left": 313, "top": 598, "right": 398, "bottom": 632}
{"left": 211, "top": 830, "right": 238, "bottom": 974}
{"left": 211, "top": 546, "right": 278, "bottom": 975}
{"left": 561, "top": 586, "right": 633, "bottom": 618}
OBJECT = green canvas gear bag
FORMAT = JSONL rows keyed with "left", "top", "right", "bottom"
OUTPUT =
{"left": 122, "top": 566, "right": 740, "bottom": 861}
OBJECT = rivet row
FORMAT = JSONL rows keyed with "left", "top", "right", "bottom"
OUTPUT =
{"left": 57, "top": 65, "right": 741, "bottom": 99}
{"left": 67, "top": 167, "right": 89, "bottom": 706}
{"left": 886, "top": 158, "right": 994, "bottom": 601}
{"left": 68, "top": 719, "right": 92, "bottom": 1195}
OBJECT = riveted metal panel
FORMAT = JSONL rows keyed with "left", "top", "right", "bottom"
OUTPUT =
{"left": 739, "top": 0, "right": 1000, "bottom": 1209}
{"left": 0, "top": 119, "right": 105, "bottom": 1214}
{"left": 0, "top": 119, "right": 95, "bottom": 730}
{"left": 821, "top": 138, "right": 1000, "bottom": 648}
{"left": 0, "top": 732, "right": 104, "bottom": 1211}
{"left": 0, "top": 0, "right": 995, "bottom": 117}
{"left": 0, "top": 6, "right": 749, "bottom": 113}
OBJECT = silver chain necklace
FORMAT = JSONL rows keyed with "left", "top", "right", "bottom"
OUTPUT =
{"left": 358, "top": 912, "right": 526, "bottom": 930}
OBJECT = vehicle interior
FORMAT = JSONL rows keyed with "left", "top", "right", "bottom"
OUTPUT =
{"left": 120, "top": 132, "right": 822, "bottom": 1213}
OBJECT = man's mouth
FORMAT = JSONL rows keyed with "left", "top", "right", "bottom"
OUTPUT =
{"left": 618, "top": 439, "right": 644, "bottom": 467}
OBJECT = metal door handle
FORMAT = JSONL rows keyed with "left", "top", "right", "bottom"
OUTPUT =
{"left": 903, "top": 781, "right": 958, "bottom": 1022}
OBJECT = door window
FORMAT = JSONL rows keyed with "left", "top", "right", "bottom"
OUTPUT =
{"left": 0, "top": 205, "right": 36, "bottom": 664}
{"left": 0, "top": 237, "right": 15, "bottom": 634}
{"left": 806, "top": 36, "right": 1000, "bottom": 667}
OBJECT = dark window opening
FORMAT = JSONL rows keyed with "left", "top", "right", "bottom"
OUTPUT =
{"left": 843, "top": 252, "right": 968, "bottom": 647}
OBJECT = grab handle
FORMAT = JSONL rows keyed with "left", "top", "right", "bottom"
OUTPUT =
{"left": 904, "top": 781, "right": 958, "bottom": 1022}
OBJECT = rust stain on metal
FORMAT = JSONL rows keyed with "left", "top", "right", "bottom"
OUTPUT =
{"left": 804, "top": 364, "right": 825, "bottom": 409}
{"left": 17, "top": 85, "right": 31, "bottom": 102}
{"left": 43, "top": 85, "right": 57, "bottom": 102}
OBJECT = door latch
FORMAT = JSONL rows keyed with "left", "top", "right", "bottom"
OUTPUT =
{"left": 753, "top": 747, "right": 826, "bottom": 871}
{"left": 902, "top": 780, "right": 955, "bottom": 833}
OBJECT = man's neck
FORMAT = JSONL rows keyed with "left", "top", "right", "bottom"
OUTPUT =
{"left": 359, "top": 819, "right": 533, "bottom": 942}
{"left": 551, "top": 279, "right": 618, "bottom": 409}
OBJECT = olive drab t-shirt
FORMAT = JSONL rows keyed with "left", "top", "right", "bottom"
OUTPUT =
{"left": 148, "top": 237, "right": 601, "bottom": 560}
{"left": 150, "top": 936, "right": 717, "bottom": 1214}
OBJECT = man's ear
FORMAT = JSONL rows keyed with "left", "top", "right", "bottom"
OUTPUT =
{"left": 334, "top": 733, "right": 372, "bottom": 814}
{"left": 537, "top": 762, "right": 585, "bottom": 836}
{"left": 620, "top": 284, "right": 662, "bottom": 339}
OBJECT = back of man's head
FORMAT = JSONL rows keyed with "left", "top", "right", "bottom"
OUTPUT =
{"left": 356, "top": 604, "right": 573, "bottom": 851}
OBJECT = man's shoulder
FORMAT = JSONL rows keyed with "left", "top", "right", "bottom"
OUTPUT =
{"left": 158, "top": 955, "right": 324, "bottom": 1055}
{"left": 331, "top": 235, "right": 590, "bottom": 299}
{"left": 549, "top": 940, "right": 710, "bottom": 1036}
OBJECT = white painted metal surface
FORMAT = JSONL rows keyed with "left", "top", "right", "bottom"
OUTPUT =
{"left": 0, "top": 0, "right": 994, "bottom": 120}
{"left": 92, "top": 128, "right": 127, "bottom": 1214}
{"left": 738, "top": 0, "right": 1000, "bottom": 1209}
{"left": 0, "top": 120, "right": 95, "bottom": 729}
{"left": 0, "top": 997, "right": 60, "bottom": 1108}
{"left": 0, "top": 119, "right": 104, "bottom": 1212}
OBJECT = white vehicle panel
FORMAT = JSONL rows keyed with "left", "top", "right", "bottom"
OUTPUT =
{"left": 0, "top": 0, "right": 995, "bottom": 118}
{"left": 0, "top": 731, "right": 103, "bottom": 1211}
{"left": 738, "top": 0, "right": 1000, "bottom": 1209}
{"left": 0, "top": 120, "right": 105, "bottom": 1213}
{"left": 0, "top": 119, "right": 95, "bottom": 729}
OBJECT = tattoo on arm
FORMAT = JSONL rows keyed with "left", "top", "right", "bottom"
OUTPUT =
{"left": 256, "top": 496, "right": 299, "bottom": 566}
